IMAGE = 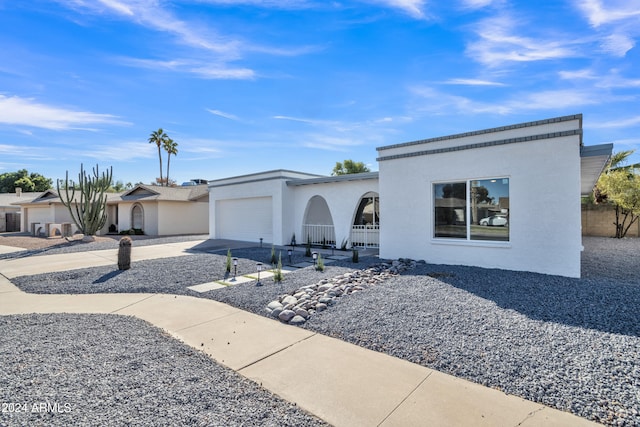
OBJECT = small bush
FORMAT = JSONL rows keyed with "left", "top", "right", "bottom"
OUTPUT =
{"left": 305, "top": 240, "right": 312, "bottom": 257}
{"left": 273, "top": 252, "right": 283, "bottom": 283}
{"left": 225, "top": 249, "right": 232, "bottom": 274}
{"left": 270, "top": 245, "right": 277, "bottom": 266}
{"left": 316, "top": 253, "right": 325, "bottom": 271}
{"left": 352, "top": 249, "right": 359, "bottom": 263}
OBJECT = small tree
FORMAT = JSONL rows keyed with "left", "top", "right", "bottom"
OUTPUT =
{"left": 57, "top": 164, "right": 112, "bottom": 242}
{"left": 332, "top": 160, "right": 371, "bottom": 176}
{"left": 594, "top": 150, "right": 640, "bottom": 238}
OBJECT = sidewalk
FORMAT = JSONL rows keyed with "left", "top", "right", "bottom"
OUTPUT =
{"left": 0, "top": 241, "right": 598, "bottom": 427}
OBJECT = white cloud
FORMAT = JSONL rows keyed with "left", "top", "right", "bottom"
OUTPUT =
{"left": 362, "top": 0, "right": 428, "bottom": 19}
{"left": 576, "top": 0, "right": 640, "bottom": 28}
{"left": 411, "top": 86, "right": 605, "bottom": 115}
{"left": 558, "top": 69, "right": 598, "bottom": 80}
{"left": 589, "top": 116, "right": 640, "bottom": 129}
{"left": 459, "top": 0, "right": 497, "bottom": 10}
{"left": 507, "top": 89, "right": 600, "bottom": 111}
{"left": 443, "top": 78, "right": 506, "bottom": 86}
{"left": 117, "top": 57, "right": 256, "bottom": 80}
{"left": 466, "top": 15, "right": 580, "bottom": 67}
{"left": 206, "top": 109, "right": 239, "bottom": 120}
{"left": 0, "top": 95, "right": 127, "bottom": 130}
{"left": 600, "top": 33, "right": 635, "bottom": 57}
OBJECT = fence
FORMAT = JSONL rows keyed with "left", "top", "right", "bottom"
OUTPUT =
{"left": 582, "top": 204, "right": 640, "bottom": 237}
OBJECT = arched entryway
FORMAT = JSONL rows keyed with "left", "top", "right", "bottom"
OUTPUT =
{"left": 302, "top": 195, "right": 335, "bottom": 246}
{"left": 351, "top": 192, "right": 380, "bottom": 248}
{"left": 131, "top": 203, "right": 144, "bottom": 231}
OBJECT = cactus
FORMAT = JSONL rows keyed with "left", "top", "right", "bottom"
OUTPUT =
{"left": 57, "top": 164, "right": 112, "bottom": 241}
{"left": 118, "top": 236, "right": 132, "bottom": 270}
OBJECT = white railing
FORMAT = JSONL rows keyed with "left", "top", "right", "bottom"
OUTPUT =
{"left": 351, "top": 225, "right": 380, "bottom": 248}
{"left": 302, "top": 224, "right": 336, "bottom": 246}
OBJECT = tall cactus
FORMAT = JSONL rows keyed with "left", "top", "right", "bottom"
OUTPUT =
{"left": 57, "top": 164, "right": 112, "bottom": 241}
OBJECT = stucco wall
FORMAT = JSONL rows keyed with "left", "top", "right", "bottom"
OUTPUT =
{"left": 378, "top": 123, "right": 582, "bottom": 278}
{"left": 117, "top": 202, "right": 158, "bottom": 235}
{"left": 209, "top": 175, "right": 285, "bottom": 244}
{"left": 290, "top": 179, "right": 379, "bottom": 248}
{"left": 157, "top": 201, "right": 208, "bottom": 235}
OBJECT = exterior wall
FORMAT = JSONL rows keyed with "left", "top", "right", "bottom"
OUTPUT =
{"left": 157, "top": 201, "right": 208, "bottom": 235}
{"left": 209, "top": 172, "right": 297, "bottom": 245}
{"left": 290, "top": 179, "right": 379, "bottom": 248}
{"left": 23, "top": 205, "right": 55, "bottom": 234}
{"left": 378, "top": 118, "right": 582, "bottom": 278}
{"left": 582, "top": 204, "right": 640, "bottom": 237}
{"left": 118, "top": 201, "right": 158, "bottom": 235}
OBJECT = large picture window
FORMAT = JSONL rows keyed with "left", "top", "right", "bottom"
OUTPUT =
{"left": 434, "top": 178, "right": 509, "bottom": 242}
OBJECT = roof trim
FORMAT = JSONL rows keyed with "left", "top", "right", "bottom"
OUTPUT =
{"left": 377, "top": 130, "right": 582, "bottom": 162}
{"left": 208, "top": 169, "right": 326, "bottom": 189}
{"left": 377, "top": 114, "right": 583, "bottom": 152}
{"left": 286, "top": 172, "right": 379, "bottom": 186}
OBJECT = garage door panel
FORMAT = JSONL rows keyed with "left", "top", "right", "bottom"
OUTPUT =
{"left": 216, "top": 197, "right": 273, "bottom": 242}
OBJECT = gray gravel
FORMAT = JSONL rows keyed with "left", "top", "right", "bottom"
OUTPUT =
{"left": 7, "top": 236, "right": 640, "bottom": 426}
{"left": 0, "top": 314, "right": 328, "bottom": 427}
{"left": 0, "top": 234, "right": 209, "bottom": 260}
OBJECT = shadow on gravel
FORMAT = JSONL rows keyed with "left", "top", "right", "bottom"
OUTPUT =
{"left": 415, "top": 263, "right": 640, "bottom": 337}
{"left": 93, "top": 270, "right": 126, "bottom": 284}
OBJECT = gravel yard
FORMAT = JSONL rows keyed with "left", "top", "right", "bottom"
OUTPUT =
{"left": 0, "top": 314, "right": 327, "bottom": 427}
{"left": 4, "top": 235, "right": 640, "bottom": 426}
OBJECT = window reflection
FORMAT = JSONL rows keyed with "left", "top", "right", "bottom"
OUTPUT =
{"left": 470, "top": 178, "right": 509, "bottom": 241}
{"left": 433, "top": 178, "right": 509, "bottom": 242}
{"left": 434, "top": 182, "right": 467, "bottom": 239}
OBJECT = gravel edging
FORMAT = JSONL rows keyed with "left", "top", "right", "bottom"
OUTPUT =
{"left": 7, "top": 236, "right": 640, "bottom": 426}
{"left": 0, "top": 313, "right": 328, "bottom": 427}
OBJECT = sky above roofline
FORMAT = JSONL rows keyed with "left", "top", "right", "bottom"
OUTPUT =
{"left": 1, "top": 0, "right": 639, "bottom": 185}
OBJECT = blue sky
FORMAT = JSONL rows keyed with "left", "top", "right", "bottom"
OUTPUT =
{"left": 1, "top": 0, "right": 639, "bottom": 186}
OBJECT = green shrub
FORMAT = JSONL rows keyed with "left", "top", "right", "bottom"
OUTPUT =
{"left": 352, "top": 249, "right": 359, "bottom": 263}
{"left": 273, "top": 252, "right": 283, "bottom": 282}
{"left": 316, "top": 253, "right": 325, "bottom": 271}
{"left": 305, "top": 239, "right": 312, "bottom": 257}
{"left": 225, "top": 249, "right": 232, "bottom": 274}
{"left": 270, "top": 245, "right": 277, "bottom": 266}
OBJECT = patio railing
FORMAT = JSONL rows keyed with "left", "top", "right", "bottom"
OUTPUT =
{"left": 351, "top": 224, "right": 380, "bottom": 248}
{"left": 302, "top": 224, "right": 336, "bottom": 246}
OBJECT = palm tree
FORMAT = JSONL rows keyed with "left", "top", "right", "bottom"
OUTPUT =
{"left": 163, "top": 137, "right": 178, "bottom": 187}
{"left": 148, "top": 128, "right": 168, "bottom": 185}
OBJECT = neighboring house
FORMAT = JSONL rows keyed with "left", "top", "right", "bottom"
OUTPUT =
{"left": 0, "top": 189, "right": 39, "bottom": 232}
{"left": 209, "top": 114, "right": 612, "bottom": 278}
{"left": 14, "top": 184, "right": 209, "bottom": 237}
{"left": 116, "top": 184, "right": 209, "bottom": 235}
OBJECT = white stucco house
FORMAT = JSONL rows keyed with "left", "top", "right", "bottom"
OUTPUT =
{"left": 209, "top": 114, "right": 612, "bottom": 278}
{"left": 14, "top": 184, "right": 209, "bottom": 237}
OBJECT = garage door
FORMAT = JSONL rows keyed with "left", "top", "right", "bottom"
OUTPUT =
{"left": 216, "top": 197, "right": 273, "bottom": 243}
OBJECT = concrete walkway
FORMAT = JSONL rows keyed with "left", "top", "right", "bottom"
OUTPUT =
{"left": 0, "top": 241, "right": 599, "bottom": 427}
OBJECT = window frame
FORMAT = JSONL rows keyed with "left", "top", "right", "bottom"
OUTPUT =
{"left": 432, "top": 177, "right": 510, "bottom": 245}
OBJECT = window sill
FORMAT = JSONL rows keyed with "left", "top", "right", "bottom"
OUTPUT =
{"left": 431, "top": 239, "right": 511, "bottom": 249}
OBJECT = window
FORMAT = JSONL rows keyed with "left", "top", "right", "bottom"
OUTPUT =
{"left": 434, "top": 178, "right": 509, "bottom": 242}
